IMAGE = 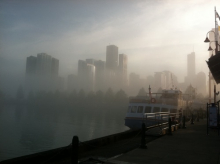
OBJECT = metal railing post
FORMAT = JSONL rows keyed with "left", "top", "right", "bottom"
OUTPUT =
{"left": 168, "top": 117, "right": 172, "bottom": 135}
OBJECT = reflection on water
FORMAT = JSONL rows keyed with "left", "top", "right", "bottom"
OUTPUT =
{"left": 0, "top": 104, "right": 129, "bottom": 161}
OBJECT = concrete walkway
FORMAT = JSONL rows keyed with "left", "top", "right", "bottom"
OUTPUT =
{"left": 107, "top": 119, "right": 220, "bottom": 164}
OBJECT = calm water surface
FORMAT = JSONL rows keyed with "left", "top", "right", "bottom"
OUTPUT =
{"left": 0, "top": 105, "right": 129, "bottom": 161}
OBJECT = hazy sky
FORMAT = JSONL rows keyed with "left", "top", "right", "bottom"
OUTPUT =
{"left": 1, "top": 0, "right": 220, "bottom": 94}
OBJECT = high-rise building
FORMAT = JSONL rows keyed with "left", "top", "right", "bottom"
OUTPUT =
{"left": 94, "top": 60, "right": 105, "bottom": 91}
{"left": 185, "top": 52, "right": 196, "bottom": 86}
{"left": 154, "top": 72, "right": 166, "bottom": 90}
{"left": 77, "top": 60, "right": 96, "bottom": 92}
{"left": 25, "top": 53, "right": 60, "bottom": 92}
{"left": 26, "top": 56, "right": 37, "bottom": 75}
{"left": 86, "top": 58, "right": 96, "bottom": 65}
{"left": 187, "top": 52, "right": 195, "bottom": 80}
{"left": 86, "top": 64, "right": 95, "bottom": 92}
{"left": 118, "top": 54, "right": 128, "bottom": 88}
{"left": 36, "top": 53, "right": 52, "bottom": 75}
{"left": 106, "top": 45, "right": 118, "bottom": 71}
{"left": 51, "top": 57, "right": 59, "bottom": 76}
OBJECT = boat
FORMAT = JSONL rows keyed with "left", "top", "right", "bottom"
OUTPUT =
{"left": 125, "top": 86, "right": 190, "bottom": 129}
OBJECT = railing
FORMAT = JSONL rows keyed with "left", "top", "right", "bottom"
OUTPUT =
{"left": 143, "top": 112, "right": 179, "bottom": 125}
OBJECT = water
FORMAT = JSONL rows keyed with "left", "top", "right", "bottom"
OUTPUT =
{"left": 0, "top": 104, "right": 129, "bottom": 161}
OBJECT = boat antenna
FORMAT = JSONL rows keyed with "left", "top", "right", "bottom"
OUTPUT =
{"left": 171, "top": 74, "right": 174, "bottom": 89}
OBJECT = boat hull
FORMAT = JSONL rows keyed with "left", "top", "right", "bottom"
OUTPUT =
{"left": 125, "top": 117, "right": 167, "bottom": 129}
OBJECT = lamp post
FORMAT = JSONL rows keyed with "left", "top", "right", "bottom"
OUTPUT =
{"left": 204, "top": 7, "right": 220, "bottom": 104}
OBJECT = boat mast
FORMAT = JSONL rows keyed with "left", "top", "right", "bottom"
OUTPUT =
{"left": 149, "top": 85, "right": 152, "bottom": 99}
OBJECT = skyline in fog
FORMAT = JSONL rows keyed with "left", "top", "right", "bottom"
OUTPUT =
{"left": 1, "top": 0, "right": 220, "bottom": 95}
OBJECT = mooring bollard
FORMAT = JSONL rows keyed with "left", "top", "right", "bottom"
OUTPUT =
{"left": 182, "top": 116, "right": 186, "bottom": 129}
{"left": 191, "top": 114, "right": 194, "bottom": 124}
{"left": 168, "top": 117, "right": 172, "bottom": 135}
{"left": 72, "top": 136, "right": 79, "bottom": 164}
{"left": 140, "top": 123, "right": 147, "bottom": 149}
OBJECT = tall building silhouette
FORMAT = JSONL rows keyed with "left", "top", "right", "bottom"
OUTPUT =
{"left": 77, "top": 60, "right": 96, "bottom": 92}
{"left": 118, "top": 54, "right": 128, "bottom": 88}
{"left": 25, "top": 53, "right": 61, "bottom": 92}
{"left": 36, "top": 53, "right": 52, "bottom": 75}
{"left": 106, "top": 45, "right": 118, "bottom": 71}
{"left": 26, "top": 56, "right": 37, "bottom": 75}
{"left": 186, "top": 52, "right": 196, "bottom": 86}
{"left": 94, "top": 60, "right": 105, "bottom": 91}
{"left": 51, "top": 58, "right": 59, "bottom": 75}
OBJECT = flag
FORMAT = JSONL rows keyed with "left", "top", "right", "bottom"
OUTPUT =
{"left": 216, "top": 11, "right": 220, "bottom": 20}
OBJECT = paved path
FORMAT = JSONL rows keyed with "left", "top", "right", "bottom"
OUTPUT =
{"left": 106, "top": 119, "right": 220, "bottom": 164}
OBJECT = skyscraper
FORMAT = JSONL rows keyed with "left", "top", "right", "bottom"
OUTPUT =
{"left": 36, "top": 53, "right": 52, "bottom": 75}
{"left": 186, "top": 52, "right": 196, "bottom": 86}
{"left": 25, "top": 53, "right": 60, "bottom": 92}
{"left": 26, "top": 56, "right": 37, "bottom": 75}
{"left": 118, "top": 54, "right": 128, "bottom": 88}
{"left": 94, "top": 60, "right": 105, "bottom": 91}
{"left": 51, "top": 57, "right": 59, "bottom": 76}
{"left": 106, "top": 45, "right": 118, "bottom": 71}
{"left": 187, "top": 52, "right": 195, "bottom": 79}
{"left": 154, "top": 72, "right": 166, "bottom": 90}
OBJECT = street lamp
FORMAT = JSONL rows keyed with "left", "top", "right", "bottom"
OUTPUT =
{"left": 204, "top": 30, "right": 219, "bottom": 55}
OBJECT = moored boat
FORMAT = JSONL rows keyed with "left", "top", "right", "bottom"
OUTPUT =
{"left": 125, "top": 87, "right": 190, "bottom": 129}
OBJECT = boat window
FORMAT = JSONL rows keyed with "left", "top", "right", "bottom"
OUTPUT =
{"left": 161, "top": 108, "right": 168, "bottom": 112}
{"left": 153, "top": 107, "right": 160, "bottom": 113}
{"left": 144, "top": 106, "right": 152, "bottom": 113}
{"left": 127, "top": 106, "right": 131, "bottom": 113}
{"left": 170, "top": 109, "right": 177, "bottom": 113}
{"left": 131, "top": 106, "right": 137, "bottom": 113}
{"left": 137, "top": 106, "right": 143, "bottom": 113}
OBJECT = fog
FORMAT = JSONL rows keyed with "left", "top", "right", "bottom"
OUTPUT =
{"left": 1, "top": 0, "right": 220, "bottom": 97}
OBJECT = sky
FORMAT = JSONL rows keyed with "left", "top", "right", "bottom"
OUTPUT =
{"left": 1, "top": 0, "right": 220, "bottom": 95}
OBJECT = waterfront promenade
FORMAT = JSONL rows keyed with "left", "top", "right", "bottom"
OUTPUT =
{"left": 2, "top": 119, "right": 220, "bottom": 164}
{"left": 106, "top": 119, "right": 220, "bottom": 164}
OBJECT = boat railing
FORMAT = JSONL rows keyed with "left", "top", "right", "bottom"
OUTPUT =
{"left": 144, "top": 112, "right": 179, "bottom": 123}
